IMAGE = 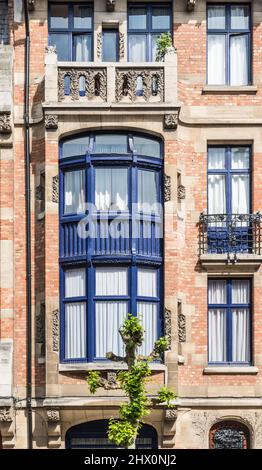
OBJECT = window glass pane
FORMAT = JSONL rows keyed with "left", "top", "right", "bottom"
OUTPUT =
{"left": 65, "top": 268, "right": 86, "bottom": 297}
{"left": 95, "top": 301, "right": 127, "bottom": 357}
{"left": 49, "top": 33, "right": 69, "bottom": 61}
{"left": 208, "top": 6, "right": 226, "bottom": 30}
{"left": 138, "top": 170, "right": 158, "bottom": 212}
{"left": 208, "top": 280, "right": 227, "bottom": 304}
{"left": 208, "top": 35, "right": 226, "bottom": 85}
{"left": 62, "top": 136, "right": 89, "bottom": 158}
{"left": 230, "top": 34, "right": 248, "bottom": 86}
{"left": 152, "top": 7, "right": 171, "bottom": 30}
{"left": 232, "top": 280, "right": 250, "bottom": 304}
{"left": 133, "top": 136, "right": 161, "bottom": 157}
{"left": 95, "top": 134, "right": 128, "bottom": 153}
{"left": 231, "top": 147, "right": 250, "bottom": 169}
{"left": 231, "top": 174, "right": 250, "bottom": 214}
{"left": 137, "top": 302, "right": 157, "bottom": 356}
{"left": 64, "top": 169, "right": 85, "bottom": 214}
{"left": 208, "top": 174, "right": 226, "bottom": 214}
{"left": 208, "top": 309, "right": 227, "bottom": 362}
{"left": 73, "top": 5, "right": 92, "bottom": 29}
{"left": 128, "top": 34, "right": 147, "bottom": 61}
{"left": 95, "top": 168, "right": 128, "bottom": 211}
{"left": 103, "top": 30, "right": 118, "bottom": 62}
{"left": 129, "top": 7, "right": 147, "bottom": 30}
{"left": 231, "top": 6, "right": 249, "bottom": 30}
{"left": 74, "top": 34, "right": 92, "bottom": 61}
{"left": 208, "top": 148, "right": 226, "bottom": 169}
{"left": 137, "top": 268, "right": 157, "bottom": 297}
{"left": 50, "top": 4, "right": 68, "bottom": 29}
{"left": 95, "top": 268, "right": 128, "bottom": 296}
{"left": 232, "top": 308, "right": 250, "bottom": 362}
{"left": 65, "top": 302, "right": 86, "bottom": 359}
{"left": 151, "top": 35, "right": 159, "bottom": 61}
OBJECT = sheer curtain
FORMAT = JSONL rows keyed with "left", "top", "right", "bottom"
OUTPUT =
{"left": 65, "top": 303, "right": 86, "bottom": 359}
{"left": 128, "top": 35, "right": 146, "bottom": 62}
{"left": 75, "top": 35, "right": 91, "bottom": 61}
{"left": 230, "top": 35, "right": 248, "bottom": 86}
{"left": 95, "top": 168, "right": 128, "bottom": 211}
{"left": 64, "top": 170, "right": 85, "bottom": 214}
{"left": 232, "top": 280, "right": 250, "bottom": 362}
{"left": 137, "top": 268, "right": 158, "bottom": 356}
{"left": 208, "top": 148, "right": 226, "bottom": 170}
{"left": 231, "top": 175, "right": 249, "bottom": 214}
{"left": 208, "top": 35, "right": 226, "bottom": 85}
{"left": 208, "top": 6, "right": 226, "bottom": 29}
{"left": 208, "top": 174, "right": 226, "bottom": 214}
{"left": 208, "top": 280, "right": 227, "bottom": 362}
{"left": 95, "top": 268, "right": 128, "bottom": 358}
{"left": 138, "top": 170, "right": 158, "bottom": 212}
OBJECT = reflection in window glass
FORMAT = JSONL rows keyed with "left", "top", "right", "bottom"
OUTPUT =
{"left": 231, "top": 147, "right": 250, "bottom": 169}
{"left": 49, "top": 33, "right": 69, "bottom": 61}
{"left": 133, "top": 136, "right": 161, "bottom": 158}
{"left": 128, "top": 34, "right": 147, "bottom": 62}
{"left": 50, "top": 4, "right": 68, "bottom": 29}
{"left": 129, "top": 7, "right": 147, "bottom": 30}
{"left": 95, "top": 134, "right": 128, "bottom": 153}
{"left": 102, "top": 30, "right": 118, "bottom": 62}
{"left": 138, "top": 170, "right": 158, "bottom": 212}
{"left": 64, "top": 169, "right": 85, "bottom": 214}
{"left": 231, "top": 6, "right": 249, "bottom": 30}
{"left": 152, "top": 7, "right": 171, "bottom": 30}
{"left": 95, "top": 168, "right": 128, "bottom": 211}
{"left": 208, "top": 148, "right": 226, "bottom": 169}
{"left": 62, "top": 136, "right": 90, "bottom": 158}
{"left": 73, "top": 5, "right": 92, "bottom": 29}
{"left": 208, "top": 6, "right": 226, "bottom": 30}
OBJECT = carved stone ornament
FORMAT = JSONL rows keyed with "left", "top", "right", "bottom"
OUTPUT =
{"left": 177, "top": 184, "right": 186, "bottom": 200}
{"left": 165, "top": 409, "right": 177, "bottom": 421}
{"left": 97, "top": 32, "right": 102, "bottom": 59}
{"left": 164, "top": 174, "right": 171, "bottom": 202}
{"left": 106, "top": 0, "right": 116, "bottom": 12}
{"left": 100, "top": 372, "right": 120, "bottom": 389}
{"left": 0, "top": 113, "right": 12, "bottom": 134}
{"left": 119, "top": 32, "right": 125, "bottom": 59}
{"left": 164, "top": 113, "right": 178, "bottom": 130}
{"left": 52, "top": 175, "right": 59, "bottom": 203}
{"left": 0, "top": 408, "right": 13, "bottom": 422}
{"left": 45, "top": 45, "right": 57, "bottom": 54}
{"left": 178, "top": 313, "right": 186, "bottom": 343}
{"left": 35, "top": 184, "right": 44, "bottom": 201}
{"left": 47, "top": 409, "right": 60, "bottom": 422}
{"left": 164, "top": 308, "right": 171, "bottom": 349}
{"left": 52, "top": 309, "right": 59, "bottom": 352}
{"left": 58, "top": 67, "right": 107, "bottom": 102}
{"left": 187, "top": 0, "right": 196, "bottom": 12}
{"left": 45, "top": 114, "right": 58, "bottom": 130}
{"left": 115, "top": 68, "right": 164, "bottom": 103}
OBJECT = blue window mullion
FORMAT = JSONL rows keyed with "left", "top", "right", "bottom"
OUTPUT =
{"left": 88, "top": 264, "right": 94, "bottom": 361}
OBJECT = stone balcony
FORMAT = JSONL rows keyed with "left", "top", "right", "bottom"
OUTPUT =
{"left": 43, "top": 46, "right": 179, "bottom": 117}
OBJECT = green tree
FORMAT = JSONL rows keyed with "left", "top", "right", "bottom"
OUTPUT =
{"left": 155, "top": 32, "right": 173, "bottom": 62}
{"left": 87, "top": 315, "right": 176, "bottom": 449}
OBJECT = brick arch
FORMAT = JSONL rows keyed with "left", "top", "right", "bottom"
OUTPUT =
{"left": 209, "top": 420, "right": 250, "bottom": 449}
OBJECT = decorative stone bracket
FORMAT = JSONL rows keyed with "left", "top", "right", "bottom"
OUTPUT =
{"left": 47, "top": 409, "right": 61, "bottom": 448}
{"left": 0, "top": 408, "right": 15, "bottom": 448}
{"left": 178, "top": 313, "right": 186, "bottom": 343}
{"left": 162, "top": 408, "right": 177, "bottom": 448}
{"left": 99, "top": 372, "right": 119, "bottom": 389}
{"left": 106, "top": 0, "right": 116, "bottom": 12}
{"left": 52, "top": 175, "right": 59, "bottom": 203}
{"left": 52, "top": 309, "right": 59, "bottom": 352}
{"left": 177, "top": 184, "right": 186, "bottom": 200}
{"left": 164, "top": 175, "right": 171, "bottom": 202}
{"left": 45, "top": 114, "right": 58, "bottom": 130}
{"left": 187, "top": 0, "right": 196, "bottom": 11}
{"left": 163, "top": 112, "right": 179, "bottom": 130}
{"left": 0, "top": 113, "right": 12, "bottom": 134}
{"left": 164, "top": 308, "right": 171, "bottom": 349}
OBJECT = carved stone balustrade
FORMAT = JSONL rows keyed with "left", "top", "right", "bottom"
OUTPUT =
{"left": 44, "top": 46, "right": 178, "bottom": 112}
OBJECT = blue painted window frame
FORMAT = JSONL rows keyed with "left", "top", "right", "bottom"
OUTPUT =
{"left": 207, "top": 145, "right": 251, "bottom": 215}
{"left": 207, "top": 3, "right": 252, "bottom": 85}
{"left": 208, "top": 278, "right": 252, "bottom": 365}
{"left": 48, "top": 2, "right": 94, "bottom": 61}
{"left": 59, "top": 132, "right": 163, "bottom": 363}
{"left": 127, "top": 2, "right": 172, "bottom": 62}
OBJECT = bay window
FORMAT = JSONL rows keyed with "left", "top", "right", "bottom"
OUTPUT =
{"left": 207, "top": 4, "right": 251, "bottom": 86}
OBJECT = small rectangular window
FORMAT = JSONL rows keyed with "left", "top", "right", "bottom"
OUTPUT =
{"left": 50, "top": 4, "right": 69, "bottom": 29}
{"left": 64, "top": 169, "right": 85, "bottom": 214}
{"left": 95, "top": 268, "right": 128, "bottom": 296}
{"left": 102, "top": 29, "right": 119, "bottom": 62}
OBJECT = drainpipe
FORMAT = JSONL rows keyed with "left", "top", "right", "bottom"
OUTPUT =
{"left": 23, "top": 0, "right": 33, "bottom": 449}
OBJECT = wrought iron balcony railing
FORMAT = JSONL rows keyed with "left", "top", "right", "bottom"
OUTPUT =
{"left": 199, "top": 213, "right": 262, "bottom": 256}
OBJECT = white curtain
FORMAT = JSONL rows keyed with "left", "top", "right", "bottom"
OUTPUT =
{"left": 138, "top": 170, "right": 157, "bottom": 212}
{"left": 137, "top": 302, "right": 157, "bottom": 356}
{"left": 75, "top": 35, "right": 91, "bottom": 61}
{"left": 231, "top": 147, "right": 249, "bottom": 169}
{"left": 208, "top": 309, "right": 227, "bottom": 362}
{"left": 137, "top": 268, "right": 157, "bottom": 297}
{"left": 95, "top": 302, "right": 127, "bottom": 357}
{"left": 96, "top": 268, "right": 128, "bottom": 296}
{"left": 208, "top": 174, "right": 226, "bottom": 214}
{"left": 129, "top": 35, "right": 146, "bottom": 62}
{"left": 208, "top": 280, "right": 227, "bottom": 304}
{"left": 65, "top": 302, "right": 86, "bottom": 359}
{"left": 232, "top": 309, "right": 250, "bottom": 362}
{"left": 95, "top": 168, "right": 128, "bottom": 211}
{"left": 208, "top": 35, "right": 226, "bottom": 85}
{"left": 232, "top": 280, "right": 250, "bottom": 303}
{"left": 65, "top": 268, "right": 86, "bottom": 297}
{"left": 208, "top": 6, "right": 226, "bottom": 29}
{"left": 208, "top": 148, "right": 226, "bottom": 169}
{"left": 231, "top": 174, "right": 249, "bottom": 214}
{"left": 230, "top": 35, "right": 248, "bottom": 86}
{"left": 64, "top": 169, "right": 85, "bottom": 214}
{"left": 231, "top": 7, "right": 249, "bottom": 30}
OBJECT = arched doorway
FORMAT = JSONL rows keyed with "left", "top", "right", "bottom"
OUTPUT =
{"left": 66, "top": 420, "right": 158, "bottom": 449}
{"left": 209, "top": 420, "right": 250, "bottom": 449}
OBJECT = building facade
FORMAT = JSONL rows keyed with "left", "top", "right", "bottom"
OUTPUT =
{"left": 1, "top": 0, "right": 262, "bottom": 449}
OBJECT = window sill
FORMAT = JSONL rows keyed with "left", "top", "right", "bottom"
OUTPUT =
{"left": 199, "top": 253, "right": 262, "bottom": 272}
{"left": 202, "top": 85, "right": 258, "bottom": 94}
{"left": 203, "top": 366, "right": 258, "bottom": 375}
{"left": 59, "top": 362, "right": 167, "bottom": 372}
